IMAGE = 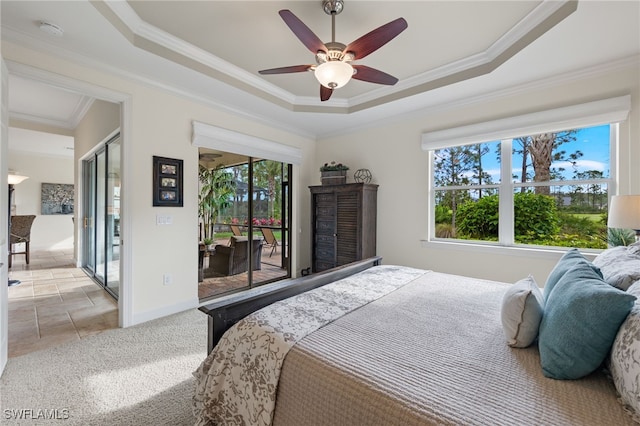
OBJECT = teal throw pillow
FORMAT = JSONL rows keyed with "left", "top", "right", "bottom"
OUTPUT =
{"left": 543, "top": 248, "right": 602, "bottom": 300}
{"left": 538, "top": 258, "right": 636, "bottom": 380}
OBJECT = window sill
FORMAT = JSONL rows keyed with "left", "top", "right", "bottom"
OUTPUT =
{"left": 420, "top": 239, "right": 600, "bottom": 261}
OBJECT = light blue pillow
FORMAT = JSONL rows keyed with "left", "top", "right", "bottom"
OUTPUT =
{"left": 539, "top": 258, "right": 636, "bottom": 380}
{"left": 543, "top": 248, "right": 602, "bottom": 300}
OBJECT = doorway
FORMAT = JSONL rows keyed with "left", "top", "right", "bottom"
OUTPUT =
{"left": 82, "top": 133, "right": 121, "bottom": 298}
{"left": 197, "top": 152, "right": 292, "bottom": 300}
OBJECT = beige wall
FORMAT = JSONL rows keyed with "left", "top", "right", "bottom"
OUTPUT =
{"left": 4, "top": 39, "right": 638, "bottom": 325}
{"left": 2, "top": 41, "right": 316, "bottom": 325}
{"left": 316, "top": 63, "right": 640, "bottom": 285}
{"left": 8, "top": 151, "right": 74, "bottom": 250}
{"left": 74, "top": 99, "right": 121, "bottom": 158}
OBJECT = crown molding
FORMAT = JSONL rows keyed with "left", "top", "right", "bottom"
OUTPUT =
{"left": 69, "top": 97, "right": 95, "bottom": 129}
{"left": 348, "top": 1, "right": 578, "bottom": 108}
{"left": 102, "top": 0, "right": 297, "bottom": 104}
{"left": 2, "top": 33, "right": 316, "bottom": 139}
{"left": 100, "top": 0, "right": 577, "bottom": 113}
{"left": 8, "top": 111, "right": 74, "bottom": 130}
{"left": 317, "top": 54, "right": 639, "bottom": 139}
{"left": 7, "top": 147, "right": 74, "bottom": 160}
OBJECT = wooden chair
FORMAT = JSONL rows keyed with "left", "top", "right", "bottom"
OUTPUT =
{"left": 260, "top": 227, "right": 279, "bottom": 257}
{"left": 228, "top": 224, "right": 243, "bottom": 245}
{"left": 9, "top": 215, "right": 36, "bottom": 268}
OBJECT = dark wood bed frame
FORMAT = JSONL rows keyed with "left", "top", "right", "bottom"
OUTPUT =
{"left": 199, "top": 256, "right": 382, "bottom": 353}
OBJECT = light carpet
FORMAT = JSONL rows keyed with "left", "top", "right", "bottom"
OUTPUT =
{"left": 1, "top": 308, "right": 207, "bottom": 425}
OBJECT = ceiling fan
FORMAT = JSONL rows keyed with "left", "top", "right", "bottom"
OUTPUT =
{"left": 258, "top": 0, "right": 408, "bottom": 102}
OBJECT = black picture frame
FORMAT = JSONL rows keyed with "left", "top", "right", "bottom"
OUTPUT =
{"left": 153, "top": 156, "right": 183, "bottom": 207}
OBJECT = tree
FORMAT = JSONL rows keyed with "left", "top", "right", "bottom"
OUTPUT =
{"left": 253, "top": 160, "right": 282, "bottom": 219}
{"left": 199, "top": 164, "right": 236, "bottom": 242}
{"left": 513, "top": 138, "right": 531, "bottom": 193}
{"left": 468, "top": 143, "right": 495, "bottom": 198}
{"left": 522, "top": 130, "right": 579, "bottom": 195}
{"left": 573, "top": 170, "right": 605, "bottom": 210}
{"left": 434, "top": 143, "right": 497, "bottom": 228}
{"left": 434, "top": 146, "right": 474, "bottom": 228}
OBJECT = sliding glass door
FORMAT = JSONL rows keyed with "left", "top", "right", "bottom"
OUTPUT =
{"left": 82, "top": 134, "right": 120, "bottom": 298}
{"left": 198, "top": 151, "right": 291, "bottom": 301}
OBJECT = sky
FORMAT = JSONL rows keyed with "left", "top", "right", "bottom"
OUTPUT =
{"left": 479, "top": 124, "right": 610, "bottom": 184}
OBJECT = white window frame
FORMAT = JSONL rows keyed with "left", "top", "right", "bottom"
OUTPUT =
{"left": 421, "top": 96, "right": 630, "bottom": 257}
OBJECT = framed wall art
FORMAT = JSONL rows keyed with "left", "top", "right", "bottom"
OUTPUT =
{"left": 153, "top": 156, "right": 183, "bottom": 207}
{"left": 41, "top": 183, "right": 74, "bottom": 215}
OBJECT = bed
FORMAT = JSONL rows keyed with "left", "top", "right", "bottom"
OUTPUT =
{"left": 194, "top": 247, "right": 640, "bottom": 426}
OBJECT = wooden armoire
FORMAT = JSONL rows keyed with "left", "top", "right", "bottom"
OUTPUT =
{"left": 310, "top": 183, "right": 378, "bottom": 273}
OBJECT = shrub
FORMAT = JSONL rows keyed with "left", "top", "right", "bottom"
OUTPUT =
{"left": 456, "top": 195, "right": 499, "bottom": 239}
{"left": 607, "top": 228, "right": 636, "bottom": 247}
{"left": 456, "top": 193, "right": 560, "bottom": 241}
{"left": 435, "top": 205, "right": 452, "bottom": 224}
{"left": 513, "top": 192, "right": 560, "bottom": 242}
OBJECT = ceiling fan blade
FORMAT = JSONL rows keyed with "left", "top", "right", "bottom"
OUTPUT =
{"left": 259, "top": 65, "right": 313, "bottom": 75}
{"left": 279, "top": 10, "right": 327, "bottom": 54}
{"left": 320, "top": 85, "right": 333, "bottom": 102}
{"left": 352, "top": 65, "right": 399, "bottom": 85}
{"left": 344, "top": 17, "right": 408, "bottom": 60}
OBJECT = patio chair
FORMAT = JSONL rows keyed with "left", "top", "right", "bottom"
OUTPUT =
{"left": 228, "top": 224, "right": 243, "bottom": 245}
{"left": 208, "top": 236, "right": 263, "bottom": 276}
{"left": 260, "top": 227, "right": 279, "bottom": 257}
{"left": 9, "top": 215, "right": 36, "bottom": 268}
{"left": 230, "top": 225, "right": 243, "bottom": 236}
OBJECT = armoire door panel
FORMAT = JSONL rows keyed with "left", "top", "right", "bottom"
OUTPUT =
{"left": 310, "top": 183, "right": 377, "bottom": 273}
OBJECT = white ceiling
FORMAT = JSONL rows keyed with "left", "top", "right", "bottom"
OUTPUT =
{"left": 2, "top": 0, "right": 639, "bottom": 152}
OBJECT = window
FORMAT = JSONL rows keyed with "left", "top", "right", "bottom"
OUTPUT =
{"left": 422, "top": 96, "right": 630, "bottom": 251}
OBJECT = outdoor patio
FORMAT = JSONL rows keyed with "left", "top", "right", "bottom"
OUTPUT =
{"left": 198, "top": 235, "right": 287, "bottom": 300}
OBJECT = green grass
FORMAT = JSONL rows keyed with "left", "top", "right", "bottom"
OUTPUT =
{"left": 571, "top": 213, "right": 602, "bottom": 222}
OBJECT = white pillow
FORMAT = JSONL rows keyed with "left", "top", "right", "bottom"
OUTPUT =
{"left": 593, "top": 244, "right": 640, "bottom": 291}
{"left": 500, "top": 275, "right": 544, "bottom": 348}
{"left": 609, "top": 280, "right": 640, "bottom": 419}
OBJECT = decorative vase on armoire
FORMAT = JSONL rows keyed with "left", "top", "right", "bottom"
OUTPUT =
{"left": 309, "top": 183, "right": 378, "bottom": 273}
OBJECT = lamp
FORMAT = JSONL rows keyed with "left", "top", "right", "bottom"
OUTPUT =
{"left": 7, "top": 172, "right": 29, "bottom": 286}
{"left": 8, "top": 173, "right": 29, "bottom": 185}
{"left": 608, "top": 195, "right": 640, "bottom": 241}
{"left": 314, "top": 61, "right": 354, "bottom": 89}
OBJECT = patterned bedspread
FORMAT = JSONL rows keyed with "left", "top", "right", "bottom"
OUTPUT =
{"left": 192, "top": 265, "right": 427, "bottom": 426}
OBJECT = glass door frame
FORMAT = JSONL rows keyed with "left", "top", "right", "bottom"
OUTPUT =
{"left": 81, "top": 133, "right": 120, "bottom": 299}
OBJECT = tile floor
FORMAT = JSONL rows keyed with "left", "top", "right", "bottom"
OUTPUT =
{"left": 7, "top": 248, "right": 118, "bottom": 358}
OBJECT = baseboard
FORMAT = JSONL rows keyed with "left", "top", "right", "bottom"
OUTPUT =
{"left": 130, "top": 297, "right": 199, "bottom": 326}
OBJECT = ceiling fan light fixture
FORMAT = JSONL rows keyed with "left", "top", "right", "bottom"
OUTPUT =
{"left": 314, "top": 61, "right": 353, "bottom": 89}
